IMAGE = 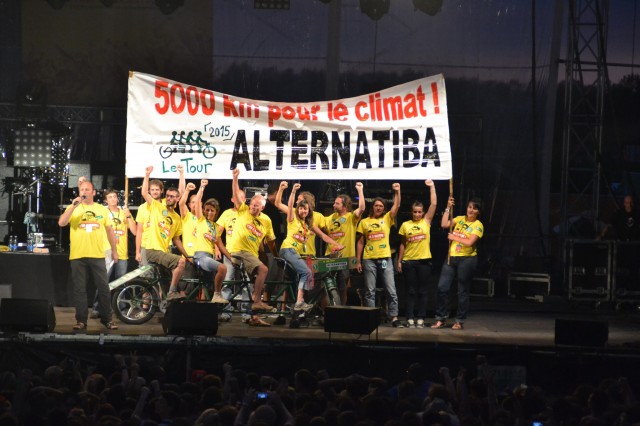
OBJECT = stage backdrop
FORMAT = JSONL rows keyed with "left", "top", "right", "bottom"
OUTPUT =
{"left": 126, "top": 72, "right": 452, "bottom": 181}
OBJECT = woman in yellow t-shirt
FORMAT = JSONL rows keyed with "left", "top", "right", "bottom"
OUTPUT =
{"left": 432, "top": 196, "right": 484, "bottom": 330}
{"left": 278, "top": 181, "right": 344, "bottom": 310}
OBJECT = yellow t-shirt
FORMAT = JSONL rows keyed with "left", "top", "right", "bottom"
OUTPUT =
{"left": 302, "top": 211, "right": 325, "bottom": 256}
{"left": 181, "top": 211, "right": 199, "bottom": 257}
{"left": 217, "top": 207, "right": 238, "bottom": 247}
{"left": 192, "top": 217, "right": 223, "bottom": 255}
{"left": 103, "top": 207, "right": 129, "bottom": 260}
{"left": 398, "top": 219, "right": 431, "bottom": 261}
{"left": 135, "top": 202, "right": 150, "bottom": 249}
{"left": 145, "top": 199, "right": 182, "bottom": 252}
{"left": 67, "top": 203, "right": 110, "bottom": 260}
{"left": 227, "top": 204, "right": 275, "bottom": 257}
{"left": 281, "top": 217, "right": 314, "bottom": 255}
{"left": 324, "top": 211, "right": 360, "bottom": 257}
{"left": 449, "top": 216, "right": 484, "bottom": 257}
{"left": 357, "top": 211, "right": 395, "bottom": 259}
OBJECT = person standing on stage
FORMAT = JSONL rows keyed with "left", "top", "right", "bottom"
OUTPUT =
{"left": 432, "top": 197, "right": 484, "bottom": 330}
{"left": 598, "top": 195, "right": 640, "bottom": 241}
{"left": 323, "top": 183, "right": 366, "bottom": 304}
{"left": 397, "top": 180, "right": 437, "bottom": 328}
{"left": 356, "top": 183, "right": 402, "bottom": 327}
{"left": 58, "top": 179, "right": 119, "bottom": 331}
{"left": 229, "top": 168, "right": 278, "bottom": 326}
{"left": 278, "top": 181, "right": 344, "bottom": 310}
{"left": 140, "top": 166, "right": 189, "bottom": 301}
{"left": 90, "top": 187, "right": 137, "bottom": 319}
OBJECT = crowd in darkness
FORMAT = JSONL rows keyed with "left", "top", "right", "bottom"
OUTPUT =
{"left": 0, "top": 351, "right": 638, "bottom": 426}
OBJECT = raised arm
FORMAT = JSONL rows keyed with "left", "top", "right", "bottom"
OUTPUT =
{"left": 287, "top": 182, "right": 298, "bottom": 222}
{"left": 441, "top": 196, "right": 454, "bottom": 229}
{"left": 424, "top": 179, "right": 437, "bottom": 223}
{"left": 231, "top": 168, "right": 244, "bottom": 208}
{"left": 389, "top": 182, "right": 401, "bottom": 219}
{"left": 141, "top": 166, "right": 154, "bottom": 206}
{"left": 353, "top": 182, "right": 365, "bottom": 218}
{"left": 193, "top": 179, "right": 207, "bottom": 219}
{"left": 179, "top": 182, "right": 196, "bottom": 219}
{"left": 177, "top": 164, "right": 185, "bottom": 197}
{"left": 275, "top": 181, "right": 289, "bottom": 214}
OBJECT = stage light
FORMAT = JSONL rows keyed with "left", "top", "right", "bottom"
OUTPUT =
{"left": 46, "top": 0, "right": 67, "bottom": 10}
{"left": 155, "top": 0, "right": 184, "bottom": 15}
{"left": 254, "top": 0, "right": 290, "bottom": 10}
{"left": 12, "top": 129, "right": 52, "bottom": 168}
{"left": 360, "top": 0, "right": 390, "bottom": 21}
{"left": 413, "top": 0, "right": 442, "bottom": 16}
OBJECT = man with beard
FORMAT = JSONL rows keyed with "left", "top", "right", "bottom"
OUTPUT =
{"left": 140, "top": 166, "right": 189, "bottom": 301}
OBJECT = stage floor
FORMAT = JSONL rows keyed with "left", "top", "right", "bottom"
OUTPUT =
{"left": 47, "top": 301, "right": 640, "bottom": 351}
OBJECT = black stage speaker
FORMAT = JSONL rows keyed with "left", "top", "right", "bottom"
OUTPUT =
{"left": 324, "top": 306, "right": 380, "bottom": 335}
{"left": 162, "top": 302, "right": 219, "bottom": 336}
{"left": 0, "top": 298, "right": 55, "bottom": 332}
{"left": 554, "top": 318, "right": 608, "bottom": 347}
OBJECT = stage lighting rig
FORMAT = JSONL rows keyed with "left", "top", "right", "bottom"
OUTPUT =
{"left": 360, "top": 0, "right": 390, "bottom": 21}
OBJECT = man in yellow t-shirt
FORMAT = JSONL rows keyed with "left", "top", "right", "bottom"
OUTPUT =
{"left": 58, "top": 180, "right": 118, "bottom": 331}
{"left": 356, "top": 183, "right": 402, "bottom": 327}
{"left": 229, "top": 168, "right": 277, "bottom": 326}
{"left": 323, "top": 182, "right": 365, "bottom": 304}
{"left": 135, "top": 164, "right": 185, "bottom": 266}
{"left": 141, "top": 166, "right": 189, "bottom": 301}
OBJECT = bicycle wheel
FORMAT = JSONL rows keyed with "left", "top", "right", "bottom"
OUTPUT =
{"left": 327, "top": 287, "right": 341, "bottom": 306}
{"left": 111, "top": 278, "right": 160, "bottom": 325}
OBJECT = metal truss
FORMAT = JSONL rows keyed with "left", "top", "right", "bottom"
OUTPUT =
{"left": 0, "top": 102, "right": 126, "bottom": 125}
{"left": 559, "top": 0, "right": 610, "bottom": 237}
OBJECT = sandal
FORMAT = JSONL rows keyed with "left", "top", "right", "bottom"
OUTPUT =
{"left": 451, "top": 322, "right": 464, "bottom": 330}
{"left": 430, "top": 320, "right": 446, "bottom": 329}
{"left": 101, "top": 321, "right": 119, "bottom": 330}
{"left": 73, "top": 322, "right": 87, "bottom": 331}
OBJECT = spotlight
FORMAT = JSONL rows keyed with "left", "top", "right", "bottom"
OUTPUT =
{"left": 360, "top": 0, "right": 390, "bottom": 21}
{"left": 155, "top": 0, "right": 184, "bottom": 15}
{"left": 11, "top": 129, "right": 52, "bottom": 168}
{"left": 413, "top": 0, "right": 442, "bottom": 16}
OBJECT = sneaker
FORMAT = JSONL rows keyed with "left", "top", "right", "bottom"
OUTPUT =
{"left": 211, "top": 294, "right": 229, "bottom": 304}
{"left": 166, "top": 291, "right": 184, "bottom": 301}
{"left": 407, "top": 318, "right": 416, "bottom": 328}
{"left": 89, "top": 310, "right": 100, "bottom": 319}
{"left": 416, "top": 319, "right": 425, "bottom": 329}
{"left": 391, "top": 319, "right": 405, "bottom": 328}
{"left": 218, "top": 313, "right": 232, "bottom": 322}
{"left": 133, "top": 311, "right": 149, "bottom": 320}
{"left": 293, "top": 301, "right": 313, "bottom": 311}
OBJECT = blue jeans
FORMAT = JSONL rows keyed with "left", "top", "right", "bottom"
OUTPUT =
{"left": 362, "top": 257, "right": 398, "bottom": 318}
{"left": 194, "top": 251, "right": 223, "bottom": 274}
{"left": 402, "top": 259, "right": 432, "bottom": 320}
{"left": 434, "top": 256, "right": 477, "bottom": 324}
{"left": 280, "top": 248, "right": 312, "bottom": 290}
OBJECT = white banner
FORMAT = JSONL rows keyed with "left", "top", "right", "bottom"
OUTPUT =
{"left": 125, "top": 72, "right": 452, "bottom": 180}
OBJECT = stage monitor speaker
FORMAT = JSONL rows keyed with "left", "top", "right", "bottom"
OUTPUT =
{"left": 162, "top": 302, "right": 218, "bottom": 336}
{"left": 0, "top": 298, "right": 55, "bottom": 333}
{"left": 324, "top": 306, "right": 380, "bottom": 335}
{"left": 554, "top": 318, "right": 608, "bottom": 347}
